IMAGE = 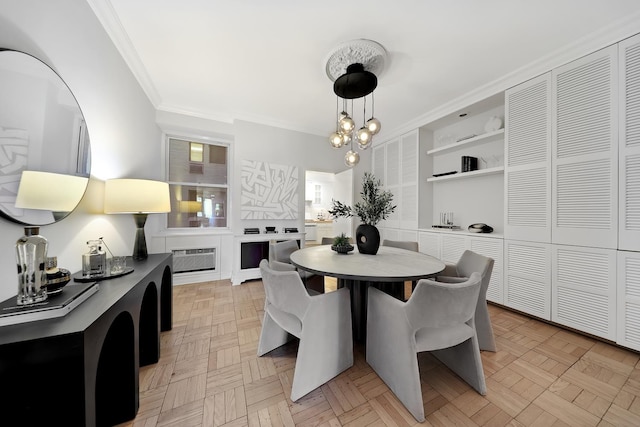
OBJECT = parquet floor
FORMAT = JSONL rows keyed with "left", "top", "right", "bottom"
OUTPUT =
{"left": 119, "top": 278, "right": 640, "bottom": 427}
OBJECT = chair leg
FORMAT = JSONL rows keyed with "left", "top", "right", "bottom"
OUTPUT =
{"left": 475, "top": 302, "right": 497, "bottom": 352}
{"left": 257, "top": 312, "right": 293, "bottom": 356}
{"left": 290, "top": 289, "right": 353, "bottom": 401}
{"left": 366, "top": 289, "right": 425, "bottom": 422}
{"left": 431, "top": 335, "right": 486, "bottom": 395}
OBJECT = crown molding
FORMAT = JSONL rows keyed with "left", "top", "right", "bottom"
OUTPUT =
{"left": 87, "top": 0, "right": 161, "bottom": 107}
{"left": 384, "top": 11, "right": 640, "bottom": 141}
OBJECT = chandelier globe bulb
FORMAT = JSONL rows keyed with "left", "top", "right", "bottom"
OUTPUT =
{"left": 344, "top": 149, "right": 360, "bottom": 167}
{"left": 329, "top": 132, "right": 344, "bottom": 148}
{"left": 356, "top": 126, "right": 372, "bottom": 145}
{"left": 339, "top": 115, "right": 355, "bottom": 133}
{"left": 366, "top": 117, "right": 381, "bottom": 135}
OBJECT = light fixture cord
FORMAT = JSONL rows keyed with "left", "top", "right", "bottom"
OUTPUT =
{"left": 363, "top": 95, "right": 367, "bottom": 126}
{"left": 350, "top": 98, "right": 354, "bottom": 136}
{"left": 371, "top": 91, "right": 375, "bottom": 119}
{"left": 335, "top": 95, "right": 340, "bottom": 131}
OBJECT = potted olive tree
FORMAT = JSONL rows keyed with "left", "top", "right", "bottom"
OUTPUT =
{"left": 328, "top": 172, "right": 396, "bottom": 255}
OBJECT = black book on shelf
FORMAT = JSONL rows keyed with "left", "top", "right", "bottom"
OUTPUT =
{"left": 0, "top": 282, "right": 99, "bottom": 326}
{"left": 284, "top": 228, "right": 298, "bottom": 233}
{"left": 244, "top": 228, "right": 260, "bottom": 234}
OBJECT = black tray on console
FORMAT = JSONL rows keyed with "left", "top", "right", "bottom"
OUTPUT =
{"left": 73, "top": 266, "right": 134, "bottom": 283}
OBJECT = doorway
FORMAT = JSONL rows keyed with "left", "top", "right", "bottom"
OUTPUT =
{"left": 304, "top": 169, "right": 354, "bottom": 244}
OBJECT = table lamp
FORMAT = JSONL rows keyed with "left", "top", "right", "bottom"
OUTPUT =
{"left": 104, "top": 179, "right": 171, "bottom": 260}
{"left": 14, "top": 171, "right": 89, "bottom": 305}
{"left": 15, "top": 170, "right": 89, "bottom": 221}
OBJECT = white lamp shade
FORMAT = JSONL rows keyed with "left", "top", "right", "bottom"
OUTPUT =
{"left": 15, "top": 171, "right": 89, "bottom": 212}
{"left": 104, "top": 179, "right": 171, "bottom": 214}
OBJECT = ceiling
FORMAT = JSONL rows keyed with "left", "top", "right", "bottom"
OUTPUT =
{"left": 89, "top": 0, "right": 640, "bottom": 140}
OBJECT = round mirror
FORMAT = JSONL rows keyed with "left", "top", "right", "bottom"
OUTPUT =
{"left": 0, "top": 49, "right": 91, "bottom": 225}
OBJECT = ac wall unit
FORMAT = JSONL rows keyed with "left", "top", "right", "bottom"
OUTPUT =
{"left": 172, "top": 248, "right": 216, "bottom": 273}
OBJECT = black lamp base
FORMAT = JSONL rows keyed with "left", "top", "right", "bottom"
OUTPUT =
{"left": 132, "top": 213, "right": 148, "bottom": 261}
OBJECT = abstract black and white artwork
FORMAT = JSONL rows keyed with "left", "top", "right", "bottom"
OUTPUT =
{"left": 241, "top": 160, "right": 298, "bottom": 219}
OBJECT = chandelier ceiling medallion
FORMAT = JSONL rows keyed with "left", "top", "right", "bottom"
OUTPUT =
{"left": 325, "top": 39, "right": 387, "bottom": 167}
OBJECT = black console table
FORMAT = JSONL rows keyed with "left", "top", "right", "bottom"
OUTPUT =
{"left": 0, "top": 253, "right": 173, "bottom": 427}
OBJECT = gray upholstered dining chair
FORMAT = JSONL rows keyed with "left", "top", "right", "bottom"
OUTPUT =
{"left": 366, "top": 272, "right": 485, "bottom": 422}
{"left": 382, "top": 239, "right": 419, "bottom": 299}
{"left": 322, "top": 236, "right": 354, "bottom": 245}
{"left": 381, "top": 239, "right": 419, "bottom": 252}
{"left": 437, "top": 250, "right": 496, "bottom": 352}
{"left": 257, "top": 259, "right": 353, "bottom": 401}
{"left": 269, "top": 240, "right": 325, "bottom": 293}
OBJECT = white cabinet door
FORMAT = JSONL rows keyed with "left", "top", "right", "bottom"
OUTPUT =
{"left": 418, "top": 230, "right": 504, "bottom": 304}
{"left": 440, "top": 233, "right": 467, "bottom": 264}
{"left": 617, "top": 250, "right": 640, "bottom": 351}
{"left": 504, "top": 240, "right": 551, "bottom": 320}
{"left": 504, "top": 73, "right": 552, "bottom": 243}
{"left": 470, "top": 237, "right": 504, "bottom": 305}
{"left": 552, "top": 45, "right": 618, "bottom": 248}
{"left": 418, "top": 231, "right": 440, "bottom": 259}
{"left": 552, "top": 244, "right": 616, "bottom": 340}
{"left": 619, "top": 34, "right": 640, "bottom": 251}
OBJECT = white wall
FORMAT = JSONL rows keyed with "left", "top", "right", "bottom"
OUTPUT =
{"left": 151, "top": 113, "right": 371, "bottom": 281}
{"left": 0, "top": 1, "right": 374, "bottom": 298}
{"left": 232, "top": 120, "right": 370, "bottom": 236}
{"left": 0, "top": 0, "right": 161, "bottom": 302}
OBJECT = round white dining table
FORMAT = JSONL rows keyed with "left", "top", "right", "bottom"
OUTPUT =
{"left": 290, "top": 245, "right": 445, "bottom": 341}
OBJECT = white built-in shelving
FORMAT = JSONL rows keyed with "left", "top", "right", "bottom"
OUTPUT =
{"left": 426, "top": 129, "right": 504, "bottom": 156}
{"left": 426, "top": 166, "right": 504, "bottom": 183}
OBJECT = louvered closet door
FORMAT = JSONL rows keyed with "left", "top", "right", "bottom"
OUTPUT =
{"left": 382, "top": 138, "right": 400, "bottom": 229}
{"left": 552, "top": 46, "right": 618, "bottom": 248}
{"left": 504, "top": 73, "right": 552, "bottom": 242}
{"left": 372, "top": 144, "right": 387, "bottom": 237}
{"left": 619, "top": 35, "right": 640, "bottom": 251}
{"left": 372, "top": 144, "right": 386, "bottom": 187}
{"left": 504, "top": 240, "right": 551, "bottom": 320}
{"left": 400, "top": 131, "right": 419, "bottom": 230}
{"left": 418, "top": 231, "right": 440, "bottom": 259}
{"left": 470, "top": 237, "right": 504, "bottom": 304}
{"left": 552, "top": 245, "right": 616, "bottom": 340}
{"left": 618, "top": 250, "right": 640, "bottom": 351}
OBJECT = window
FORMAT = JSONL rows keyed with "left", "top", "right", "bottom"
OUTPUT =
{"left": 167, "top": 137, "right": 228, "bottom": 228}
{"left": 189, "top": 142, "right": 204, "bottom": 174}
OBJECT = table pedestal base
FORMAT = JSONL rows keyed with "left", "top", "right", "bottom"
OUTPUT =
{"left": 339, "top": 279, "right": 405, "bottom": 342}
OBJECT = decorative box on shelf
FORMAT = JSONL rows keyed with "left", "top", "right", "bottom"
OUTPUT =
{"left": 431, "top": 225, "right": 461, "bottom": 230}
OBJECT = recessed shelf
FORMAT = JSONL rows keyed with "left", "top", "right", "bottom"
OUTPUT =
{"left": 427, "top": 166, "right": 504, "bottom": 182}
{"left": 427, "top": 129, "right": 504, "bottom": 156}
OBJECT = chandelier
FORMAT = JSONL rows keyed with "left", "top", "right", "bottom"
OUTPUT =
{"left": 325, "top": 40, "right": 387, "bottom": 167}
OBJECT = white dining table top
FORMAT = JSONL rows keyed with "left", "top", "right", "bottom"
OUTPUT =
{"left": 290, "top": 245, "right": 446, "bottom": 282}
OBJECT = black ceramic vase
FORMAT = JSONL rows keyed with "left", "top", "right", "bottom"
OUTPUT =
{"left": 356, "top": 224, "right": 380, "bottom": 255}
